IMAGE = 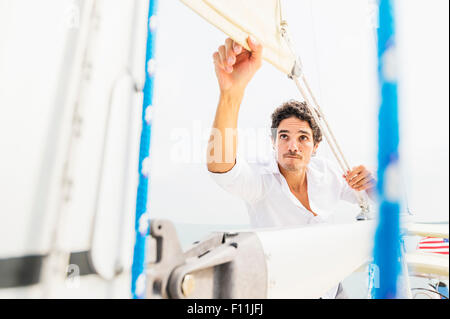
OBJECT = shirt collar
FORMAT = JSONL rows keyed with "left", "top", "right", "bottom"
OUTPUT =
{"left": 268, "top": 153, "right": 281, "bottom": 175}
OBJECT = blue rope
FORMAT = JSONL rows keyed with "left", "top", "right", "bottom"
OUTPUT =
{"left": 131, "top": 0, "right": 158, "bottom": 299}
{"left": 371, "top": 0, "right": 402, "bottom": 299}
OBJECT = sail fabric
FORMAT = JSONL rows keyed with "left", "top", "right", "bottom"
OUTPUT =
{"left": 180, "top": 0, "right": 296, "bottom": 75}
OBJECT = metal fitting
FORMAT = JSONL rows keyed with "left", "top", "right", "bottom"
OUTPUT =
{"left": 181, "top": 274, "right": 195, "bottom": 297}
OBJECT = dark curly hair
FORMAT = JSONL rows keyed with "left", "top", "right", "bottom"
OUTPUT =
{"left": 271, "top": 100, "right": 322, "bottom": 145}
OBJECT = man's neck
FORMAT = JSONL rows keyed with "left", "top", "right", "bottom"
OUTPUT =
{"left": 278, "top": 164, "right": 307, "bottom": 193}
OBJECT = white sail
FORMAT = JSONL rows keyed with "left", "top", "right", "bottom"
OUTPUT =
{"left": 179, "top": 0, "right": 296, "bottom": 75}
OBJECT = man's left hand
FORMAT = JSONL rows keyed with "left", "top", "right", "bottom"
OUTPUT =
{"left": 343, "top": 165, "right": 376, "bottom": 192}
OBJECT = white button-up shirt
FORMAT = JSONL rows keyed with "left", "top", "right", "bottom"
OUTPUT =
{"left": 209, "top": 154, "right": 365, "bottom": 299}
{"left": 209, "top": 154, "right": 361, "bottom": 228}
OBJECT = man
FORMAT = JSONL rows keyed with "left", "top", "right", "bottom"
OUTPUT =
{"left": 206, "top": 36, "right": 376, "bottom": 298}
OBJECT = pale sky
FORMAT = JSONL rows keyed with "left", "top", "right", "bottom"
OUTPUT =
{"left": 0, "top": 0, "right": 448, "bottom": 260}
{"left": 149, "top": 0, "right": 449, "bottom": 224}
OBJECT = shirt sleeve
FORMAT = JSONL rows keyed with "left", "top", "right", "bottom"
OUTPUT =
{"left": 340, "top": 180, "right": 360, "bottom": 204}
{"left": 208, "top": 154, "right": 265, "bottom": 204}
{"left": 323, "top": 157, "right": 361, "bottom": 205}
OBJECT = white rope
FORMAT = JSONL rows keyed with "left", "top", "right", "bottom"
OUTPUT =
{"left": 292, "top": 77, "right": 346, "bottom": 172}
{"left": 300, "top": 74, "right": 352, "bottom": 171}
{"left": 278, "top": 10, "right": 370, "bottom": 213}
{"left": 294, "top": 73, "right": 369, "bottom": 213}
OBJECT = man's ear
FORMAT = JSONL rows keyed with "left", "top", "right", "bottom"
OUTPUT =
{"left": 313, "top": 142, "right": 320, "bottom": 154}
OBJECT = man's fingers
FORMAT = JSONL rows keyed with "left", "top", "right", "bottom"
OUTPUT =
{"left": 224, "top": 38, "right": 236, "bottom": 66}
{"left": 233, "top": 41, "right": 242, "bottom": 54}
{"left": 216, "top": 36, "right": 261, "bottom": 73}
{"left": 213, "top": 52, "right": 224, "bottom": 70}
{"left": 224, "top": 37, "right": 243, "bottom": 55}
{"left": 218, "top": 45, "right": 232, "bottom": 73}
{"left": 354, "top": 178, "right": 376, "bottom": 191}
{"left": 343, "top": 165, "right": 376, "bottom": 191}
{"left": 217, "top": 45, "right": 226, "bottom": 66}
{"left": 346, "top": 165, "right": 364, "bottom": 181}
{"left": 348, "top": 171, "right": 370, "bottom": 187}
{"left": 247, "top": 35, "right": 263, "bottom": 62}
{"left": 352, "top": 176, "right": 371, "bottom": 189}
{"left": 235, "top": 50, "right": 251, "bottom": 64}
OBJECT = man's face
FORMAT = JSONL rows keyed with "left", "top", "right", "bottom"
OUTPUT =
{"left": 273, "top": 117, "right": 319, "bottom": 172}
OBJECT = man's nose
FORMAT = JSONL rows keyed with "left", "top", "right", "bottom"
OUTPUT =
{"left": 288, "top": 140, "right": 299, "bottom": 153}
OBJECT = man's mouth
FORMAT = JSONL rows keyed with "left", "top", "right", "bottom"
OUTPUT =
{"left": 284, "top": 155, "right": 302, "bottom": 159}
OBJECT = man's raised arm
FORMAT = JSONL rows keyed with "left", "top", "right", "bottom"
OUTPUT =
{"left": 206, "top": 36, "right": 263, "bottom": 173}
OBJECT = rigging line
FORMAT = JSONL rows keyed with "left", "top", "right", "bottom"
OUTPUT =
{"left": 280, "top": 14, "right": 370, "bottom": 211}
{"left": 306, "top": 1, "right": 352, "bottom": 172}
{"left": 279, "top": 1, "right": 369, "bottom": 213}
{"left": 131, "top": 0, "right": 158, "bottom": 299}
{"left": 279, "top": 6, "right": 351, "bottom": 173}
{"left": 300, "top": 74, "right": 351, "bottom": 171}
{"left": 293, "top": 77, "right": 368, "bottom": 208}
{"left": 411, "top": 288, "right": 449, "bottom": 299}
{"left": 293, "top": 77, "right": 345, "bottom": 172}
{"left": 282, "top": 26, "right": 368, "bottom": 210}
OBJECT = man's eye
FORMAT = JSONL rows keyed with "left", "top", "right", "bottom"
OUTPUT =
{"left": 280, "top": 134, "right": 288, "bottom": 139}
{"left": 300, "top": 135, "right": 308, "bottom": 141}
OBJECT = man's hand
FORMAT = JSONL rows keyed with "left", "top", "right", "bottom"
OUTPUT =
{"left": 343, "top": 165, "right": 376, "bottom": 193}
{"left": 207, "top": 36, "right": 263, "bottom": 173}
{"left": 213, "top": 36, "right": 263, "bottom": 94}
